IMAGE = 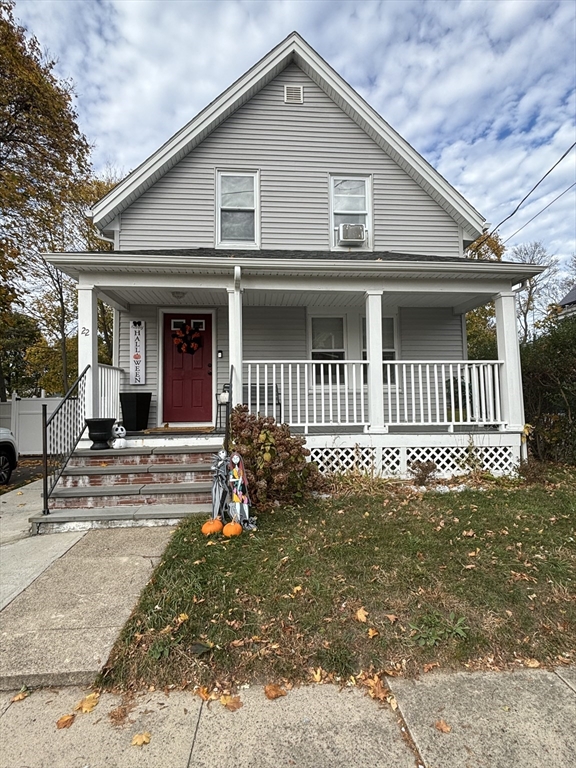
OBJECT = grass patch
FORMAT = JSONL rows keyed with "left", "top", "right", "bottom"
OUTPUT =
{"left": 102, "top": 468, "right": 576, "bottom": 691}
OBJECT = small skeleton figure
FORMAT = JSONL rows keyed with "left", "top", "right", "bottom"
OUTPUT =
{"left": 228, "top": 452, "right": 257, "bottom": 531}
{"left": 211, "top": 449, "right": 229, "bottom": 522}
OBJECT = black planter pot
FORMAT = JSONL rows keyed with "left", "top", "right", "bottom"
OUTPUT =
{"left": 120, "top": 392, "right": 152, "bottom": 432}
{"left": 85, "top": 418, "right": 116, "bottom": 450}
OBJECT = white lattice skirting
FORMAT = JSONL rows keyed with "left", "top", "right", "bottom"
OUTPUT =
{"left": 307, "top": 433, "right": 522, "bottom": 478}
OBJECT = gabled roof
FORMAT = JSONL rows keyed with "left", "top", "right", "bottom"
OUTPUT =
{"left": 559, "top": 285, "right": 576, "bottom": 307}
{"left": 91, "top": 32, "right": 485, "bottom": 239}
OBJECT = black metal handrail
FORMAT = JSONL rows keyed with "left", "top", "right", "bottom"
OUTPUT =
{"left": 42, "top": 365, "right": 90, "bottom": 515}
{"left": 224, "top": 365, "right": 233, "bottom": 452}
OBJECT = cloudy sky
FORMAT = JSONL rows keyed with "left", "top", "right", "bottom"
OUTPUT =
{"left": 14, "top": 0, "right": 576, "bottom": 271}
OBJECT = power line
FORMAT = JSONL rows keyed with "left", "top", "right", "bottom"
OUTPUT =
{"left": 489, "top": 140, "right": 576, "bottom": 236}
{"left": 502, "top": 182, "right": 576, "bottom": 244}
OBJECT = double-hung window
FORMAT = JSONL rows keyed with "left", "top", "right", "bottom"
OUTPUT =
{"left": 311, "top": 317, "right": 345, "bottom": 384}
{"left": 330, "top": 176, "right": 371, "bottom": 248}
{"left": 362, "top": 316, "right": 397, "bottom": 384}
{"left": 217, "top": 171, "right": 259, "bottom": 247}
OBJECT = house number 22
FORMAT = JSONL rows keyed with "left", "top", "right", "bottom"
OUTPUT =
{"left": 81, "top": 327, "right": 90, "bottom": 336}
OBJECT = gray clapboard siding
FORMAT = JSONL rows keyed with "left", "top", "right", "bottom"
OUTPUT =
{"left": 118, "top": 306, "right": 159, "bottom": 427}
{"left": 398, "top": 308, "right": 464, "bottom": 360}
{"left": 120, "top": 64, "right": 460, "bottom": 256}
{"left": 243, "top": 307, "right": 307, "bottom": 360}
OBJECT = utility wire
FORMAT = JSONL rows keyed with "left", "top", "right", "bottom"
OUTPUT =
{"left": 489, "top": 140, "right": 576, "bottom": 236}
{"left": 502, "top": 182, "right": 576, "bottom": 244}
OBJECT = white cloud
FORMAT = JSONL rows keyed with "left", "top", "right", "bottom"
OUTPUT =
{"left": 14, "top": 0, "right": 576, "bottom": 271}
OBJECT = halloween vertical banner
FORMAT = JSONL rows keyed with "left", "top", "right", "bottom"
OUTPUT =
{"left": 129, "top": 321, "right": 146, "bottom": 384}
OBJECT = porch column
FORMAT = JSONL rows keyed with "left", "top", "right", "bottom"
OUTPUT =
{"left": 495, "top": 291, "right": 524, "bottom": 431}
{"left": 78, "top": 284, "right": 99, "bottom": 419}
{"left": 227, "top": 267, "right": 243, "bottom": 405}
{"left": 365, "top": 290, "right": 387, "bottom": 433}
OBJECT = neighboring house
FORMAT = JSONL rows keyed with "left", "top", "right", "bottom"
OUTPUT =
{"left": 47, "top": 32, "right": 544, "bottom": 478}
{"left": 558, "top": 286, "right": 576, "bottom": 318}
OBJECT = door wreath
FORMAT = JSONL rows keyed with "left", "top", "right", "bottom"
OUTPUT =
{"left": 172, "top": 324, "right": 203, "bottom": 355}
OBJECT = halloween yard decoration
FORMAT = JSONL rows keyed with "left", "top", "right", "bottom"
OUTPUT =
{"left": 228, "top": 452, "right": 256, "bottom": 531}
{"left": 201, "top": 449, "right": 256, "bottom": 535}
{"left": 111, "top": 423, "right": 127, "bottom": 449}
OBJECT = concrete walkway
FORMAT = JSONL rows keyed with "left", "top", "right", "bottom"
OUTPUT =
{"left": 0, "top": 482, "right": 575, "bottom": 767}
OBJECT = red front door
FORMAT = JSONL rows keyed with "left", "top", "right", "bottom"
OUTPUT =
{"left": 163, "top": 314, "right": 213, "bottom": 423}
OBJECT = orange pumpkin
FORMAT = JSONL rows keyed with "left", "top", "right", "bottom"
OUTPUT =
{"left": 223, "top": 521, "right": 243, "bottom": 537}
{"left": 201, "top": 518, "right": 223, "bottom": 535}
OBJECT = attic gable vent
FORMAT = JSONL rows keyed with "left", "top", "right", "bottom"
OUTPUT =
{"left": 284, "top": 85, "right": 304, "bottom": 104}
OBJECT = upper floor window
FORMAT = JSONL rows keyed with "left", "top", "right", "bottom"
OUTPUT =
{"left": 330, "top": 175, "right": 371, "bottom": 249}
{"left": 217, "top": 171, "right": 259, "bottom": 247}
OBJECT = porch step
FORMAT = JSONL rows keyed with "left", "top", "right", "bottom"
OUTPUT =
{"left": 49, "top": 482, "right": 212, "bottom": 509}
{"left": 29, "top": 503, "right": 211, "bottom": 535}
{"left": 69, "top": 445, "right": 218, "bottom": 467}
{"left": 61, "top": 463, "right": 213, "bottom": 487}
{"left": 51, "top": 440, "right": 222, "bottom": 511}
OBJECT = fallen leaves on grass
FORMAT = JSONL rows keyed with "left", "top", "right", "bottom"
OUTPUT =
{"left": 423, "top": 662, "right": 440, "bottom": 673}
{"left": 435, "top": 719, "right": 452, "bottom": 733}
{"left": 131, "top": 732, "right": 151, "bottom": 747}
{"left": 56, "top": 714, "right": 75, "bottom": 729}
{"left": 356, "top": 607, "right": 368, "bottom": 623}
{"left": 524, "top": 658, "right": 541, "bottom": 668}
{"left": 264, "top": 684, "right": 287, "bottom": 700}
{"left": 74, "top": 692, "right": 100, "bottom": 713}
{"left": 220, "top": 695, "right": 243, "bottom": 712}
{"left": 311, "top": 667, "right": 324, "bottom": 683}
{"left": 368, "top": 627, "right": 379, "bottom": 638}
{"left": 384, "top": 614, "right": 398, "bottom": 624}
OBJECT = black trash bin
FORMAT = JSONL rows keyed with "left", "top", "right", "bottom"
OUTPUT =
{"left": 120, "top": 392, "right": 152, "bottom": 431}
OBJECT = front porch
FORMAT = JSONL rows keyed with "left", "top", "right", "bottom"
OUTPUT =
{"left": 49, "top": 249, "right": 535, "bottom": 485}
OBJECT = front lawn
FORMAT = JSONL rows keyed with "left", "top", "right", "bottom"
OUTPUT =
{"left": 102, "top": 468, "right": 576, "bottom": 691}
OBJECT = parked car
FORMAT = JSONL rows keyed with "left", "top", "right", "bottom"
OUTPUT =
{"left": 0, "top": 428, "right": 18, "bottom": 485}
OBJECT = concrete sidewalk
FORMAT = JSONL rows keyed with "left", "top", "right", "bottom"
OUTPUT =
{"left": 0, "top": 669, "right": 575, "bottom": 768}
{"left": 0, "top": 481, "right": 173, "bottom": 689}
{"left": 1, "top": 482, "right": 575, "bottom": 767}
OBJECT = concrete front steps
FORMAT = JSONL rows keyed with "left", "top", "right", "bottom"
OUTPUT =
{"left": 30, "top": 441, "right": 221, "bottom": 534}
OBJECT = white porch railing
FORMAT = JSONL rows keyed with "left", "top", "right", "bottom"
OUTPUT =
{"left": 243, "top": 361, "right": 368, "bottom": 427}
{"left": 384, "top": 361, "right": 503, "bottom": 426}
{"left": 98, "top": 364, "right": 123, "bottom": 420}
{"left": 243, "top": 360, "right": 504, "bottom": 430}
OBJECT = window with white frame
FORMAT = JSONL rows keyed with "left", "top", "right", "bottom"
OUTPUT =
{"left": 330, "top": 176, "right": 371, "bottom": 248}
{"left": 362, "top": 316, "right": 396, "bottom": 384}
{"left": 311, "top": 316, "right": 345, "bottom": 384}
{"left": 217, "top": 171, "right": 258, "bottom": 246}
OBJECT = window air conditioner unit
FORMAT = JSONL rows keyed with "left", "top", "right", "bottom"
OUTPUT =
{"left": 338, "top": 223, "right": 366, "bottom": 245}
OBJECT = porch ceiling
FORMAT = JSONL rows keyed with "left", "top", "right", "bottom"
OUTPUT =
{"left": 98, "top": 286, "right": 495, "bottom": 312}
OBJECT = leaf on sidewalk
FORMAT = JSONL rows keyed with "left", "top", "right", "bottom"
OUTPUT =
{"left": 131, "top": 731, "right": 151, "bottom": 747}
{"left": 264, "top": 684, "right": 287, "bottom": 700}
{"left": 56, "top": 713, "right": 75, "bottom": 729}
{"left": 220, "top": 695, "right": 243, "bottom": 712}
{"left": 74, "top": 692, "right": 100, "bottom": 713}
{"left": 11, "top": 688, "right": 29, "bottom": 702}
{"left": 435, "top": 719, "right": 452, "bottom": 733}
